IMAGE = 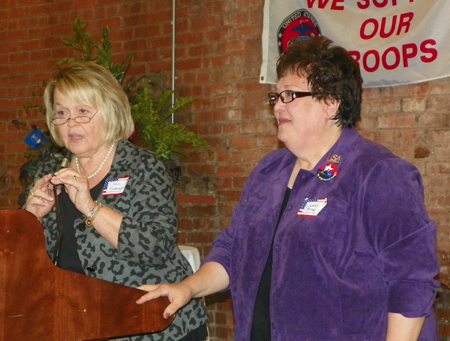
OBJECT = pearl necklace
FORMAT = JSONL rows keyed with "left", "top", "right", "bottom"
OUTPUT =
{"left": 75, "top": 143, "right": 116, "bottom": 180}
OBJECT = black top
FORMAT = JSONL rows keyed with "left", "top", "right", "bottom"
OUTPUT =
{"left": 250, "top": 188, "right": 292, "bottom": 341}
{"left": 57, "top": 177, "right": 106, "bottom": 274}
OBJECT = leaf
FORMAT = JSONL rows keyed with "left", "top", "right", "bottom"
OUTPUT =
{"left": 130, "top": 86, "right": 209, "bottom": 161}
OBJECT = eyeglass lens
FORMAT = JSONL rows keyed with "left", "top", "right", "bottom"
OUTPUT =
{"left": 268, "top": 90, "right": 311, "bottom": 105}
{"left": 51, "top": 111, "right": 97, "bottom": 125}
{"left": 52, "top": 117, "right": 90, "bottom": 125}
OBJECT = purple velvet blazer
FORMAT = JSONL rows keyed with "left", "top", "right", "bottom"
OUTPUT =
{"left": 205, "top": 127, "right": 440, "bottom": 341}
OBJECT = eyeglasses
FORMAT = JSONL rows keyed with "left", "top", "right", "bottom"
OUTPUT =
{"left": 51, "top": 111, "right": 98, "bottom": 125}
{"left": 268, "top": 90, "right": 312, "bottom": 105}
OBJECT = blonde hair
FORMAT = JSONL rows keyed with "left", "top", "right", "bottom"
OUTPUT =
{"left": 44, "top": 61, "right": 134, "bottom": 147}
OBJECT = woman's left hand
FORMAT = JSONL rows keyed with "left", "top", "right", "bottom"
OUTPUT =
{"left": 51, "top": 169, "right": 94, "bottom": 216}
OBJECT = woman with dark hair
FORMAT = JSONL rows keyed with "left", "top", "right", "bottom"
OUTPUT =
{"left": 138, "top": 37, "right": 439, "bottom": 340}
{"left": 24, "top": 62, "right": 208, "bottom": 341}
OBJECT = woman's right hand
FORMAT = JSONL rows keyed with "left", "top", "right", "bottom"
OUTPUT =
{"left": 136, "top": 282, "right": 193, "bottom": 319}
{"left": 136, "top": 262, "right": 230, "bottom": 319}
{"left": 24, "top": 174, "right": 58, "bottom": 221}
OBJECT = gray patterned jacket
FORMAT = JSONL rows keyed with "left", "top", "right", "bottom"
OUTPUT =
{"left": 27, "top": 140, "right": 208, "bottom": 341}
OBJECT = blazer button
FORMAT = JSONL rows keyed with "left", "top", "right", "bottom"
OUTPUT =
{"left": 86, "top": 266, "right": 96, "bottom": 272}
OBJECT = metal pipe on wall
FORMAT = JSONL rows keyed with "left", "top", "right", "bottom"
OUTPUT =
{"left": 171, "top": 0, "right": 176, "bottom": 123}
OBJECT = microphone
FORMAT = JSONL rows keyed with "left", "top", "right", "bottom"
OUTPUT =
{"left": 52, "top": 149, "right": 72, "bottom": 266}
{"left": 59, "top": 153, "right": 70, "bottom": 169}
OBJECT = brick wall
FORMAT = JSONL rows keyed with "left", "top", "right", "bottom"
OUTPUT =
{"left": 2, "top": 1, "right": 450, "bottom": 340}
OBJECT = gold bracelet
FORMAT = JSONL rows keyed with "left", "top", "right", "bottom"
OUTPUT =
{"left": 84, "top": 202, "right": 103, "bottom": 227}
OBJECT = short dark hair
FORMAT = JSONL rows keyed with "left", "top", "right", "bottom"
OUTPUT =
{"left": 276, "top": 36, "right": 363, "bottom": 128}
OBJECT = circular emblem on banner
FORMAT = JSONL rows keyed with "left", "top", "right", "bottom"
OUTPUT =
{"left": 277, "top": 9, "right": 322, "bottom": 55}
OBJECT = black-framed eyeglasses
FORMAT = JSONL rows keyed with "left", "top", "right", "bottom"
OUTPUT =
{"left": 51, "top": 111, "right": 98, "bottom": 125}
{"left": 268, "top": 90, "right": 312, "bottom": 105}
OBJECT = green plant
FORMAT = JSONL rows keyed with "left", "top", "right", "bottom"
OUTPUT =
{"left": 59, "top": 16, "right": 136, "bottom": 88}
{"left": 131, "top": 86, "right": 210, "bottom": 161}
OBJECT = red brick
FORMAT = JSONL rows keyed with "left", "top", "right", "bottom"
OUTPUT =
{"left": 177, "top": 195, "right": 216, "bottom": 204}
{"left": 377, "top": 113, "right": 417, "bottom": 129}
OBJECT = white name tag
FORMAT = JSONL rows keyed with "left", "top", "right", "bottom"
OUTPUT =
{"left": 102, "top": 176, "right": 130, "bottom": 196}
{"left": 297, "top": 198, "right": 327, "bottom": 217}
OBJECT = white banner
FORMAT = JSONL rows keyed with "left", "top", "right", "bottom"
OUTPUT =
{"left": 260, "top": 0, "right": 450, "bottom": 88}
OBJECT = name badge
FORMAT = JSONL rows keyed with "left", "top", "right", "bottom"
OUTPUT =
{"left": 297, "top": 198, "right": 327, "bottom": 217}
{"left": 103, "top": 176, "right": 130, "bottom": 196}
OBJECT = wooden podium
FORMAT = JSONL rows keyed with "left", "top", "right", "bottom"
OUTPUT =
{"left": 0, "top": 210, "right": 174, "bottom": 341}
